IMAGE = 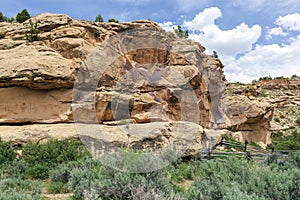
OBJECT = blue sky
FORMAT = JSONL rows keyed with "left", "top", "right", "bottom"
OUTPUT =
{"left": 1, "top": 0, "right": 300, "bottom": 82}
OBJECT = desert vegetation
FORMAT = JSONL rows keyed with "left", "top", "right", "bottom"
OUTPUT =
{"left": 0, "top": 138, "right": 299, "bottom": 200}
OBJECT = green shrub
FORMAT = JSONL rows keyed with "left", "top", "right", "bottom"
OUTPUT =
{"left": 47, "top": 158, "right": 95, "bottom": 194}
{"left": 187, "top": 159, "right": 300, "bottom": 200}
{"left": 290, "top": 152, "right": 300, "bottom": 169}
{"left": 24, "top": 19, "right": 39, "bottom": 42}
{"left": 274, "top": 117, "right": 280, "bottom": 123}
{"left": 68, "top": 150, "right": 178, "bottom": 200}
{"left": 259, "top": 90, "right": 268, "bottom": 97}
{"left": 272, "top": 130, "right": 300, "bottom": 150}
{"left": 259, "top": 76, "right": 272, "bottom": 81}
{"left": 173, "top": 25, "right": 189, "bottom": 39}
{"left": 16, "top": 9, "right": 30, "bottom": 23}
{"left": 47, "top": 181, "right": 70, "bottom": 194}
{"left": 0, "top": 177, "right": 41, "bottom": 200}
{"left": 108, "top": 18, "right": 119, "bottom": 23}
{"left": 0, "top": 140, "right": 15, "bottom": 166}
{"left": 296, "top": 118, "right": 300, "bottom": 126}
{"left": 221, "top": 134, "right": 244, "bottom": 151}
{"left": 22, "top": 139, "right": 90, "bottom": 179}
{"left": 291, "top": 74, "right": 298, "bottom": 78}
{"left": 167, "top": 161, "right": 201, "bottom": 183}
{"left": 0, "top": 160, "right": 29, "bottom": 179}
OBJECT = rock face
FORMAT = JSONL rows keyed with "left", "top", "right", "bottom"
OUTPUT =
{"left": 0, "top": 13, "right": 226, "bottom": 127}
{"left": 79, "top": 121, "right": 203, "bottom": 158}
{"left": 224, "top": 96, "right": 273, "bottom": 144}
{"left": 0, "top": 87, "right": 73, "bottom": 123}
{"left": 0, "top": 13, "right": 272, "bottom": 154}
{"left": 227, "top": 77, "right": 300, "bottom": 141}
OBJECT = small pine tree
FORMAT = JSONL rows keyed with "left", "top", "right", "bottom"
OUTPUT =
{"left": 16, "top": 9, "right": 30, "bottom": 23}
{"left": 0, "top": 12, "right": 4, "bottom": 22}
{"left": 95, "top": 14, "right": 103, "bottom": 22}
{"left": 173, "top": 25, "right": 189, "bottom": 39}
{"left": 108, "top": 18, "right": 119, "bottom": 23}
{"left": 213, "top": 50, "right": 218, "bottom": 58}
{"left": 25, "top": 19, "right": 39, "bottom": 42}
{"left": 7, "top": 17, "right": 15, "bottom": 23}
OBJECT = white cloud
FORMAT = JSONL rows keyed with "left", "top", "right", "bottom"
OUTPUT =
{"left": 275, "top": 13, "right": 300, "bottom": 31}
{"left": 183, "top": 7, "right": 221, "bottom": 31}
{"left": 159, "top": 7, "right": 300, "bottom": 83}
{"left": 266, "top": 27, "right": 288, "bottom": 39}
{"left": 225, "top": 35, "right": 300, "bottom": 82}
{"left": 158, "top": 21, "right": 176, "bottom": 33}
{"left": 183, "top": 7, "right": 261, "bottom": 57}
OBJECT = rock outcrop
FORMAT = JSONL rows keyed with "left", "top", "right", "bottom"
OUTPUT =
{"left": 257, "top": 78, "right": 300, "bottom": 90}
{"left": 224, "top": 96, "right": 273, "bottom": 144}
{"left": 0, "top": 13, "right": 226, "bottom": 128}
{"left": 0, "top": 13, "right": 273, "bottom": 155}
{"left": 227, "top": 77, "right": 300, "bottom": 140}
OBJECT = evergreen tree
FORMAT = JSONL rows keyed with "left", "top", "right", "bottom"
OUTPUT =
{"left": 0, "top": 12, "right": 4, "bottom": 22}
{"left": 7, "top": 17, "right": 15, "bottom": 23}
{"left": 95, "top": 14, "right": 103, "bottom": 22}
{"left": 173, "top": 25, "right": 189, "bottom": 39}
{"left": 213, "top": 50, "right": 219, "bottom": 58}
{"left": 16, "top": 9, "right": 30, "bottom": 23}
{"left": 25, "top": 19, "right": 39, "bottom": 42}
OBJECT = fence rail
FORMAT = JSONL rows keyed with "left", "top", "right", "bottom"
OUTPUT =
{"left": 197, "top": 138, "right": 300, "bottom": 164}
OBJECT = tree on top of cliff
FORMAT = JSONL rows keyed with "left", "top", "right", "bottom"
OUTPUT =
{"left": 173, "top": 25, "right": 189, "bottom": 39}
{"left": 0, "top": 12, "right": 4, "bottom": 22}
{"left": 108, "top": 18, "right": 119, "bottom": 23}
{"left": 16, "top": 9, "right": 31, "bottom": 23}
{"left": 95, "top": 14, "right": 104, "bottom": 22}
{"left": 213, "top": 50, "right": 219, "bottom": 58}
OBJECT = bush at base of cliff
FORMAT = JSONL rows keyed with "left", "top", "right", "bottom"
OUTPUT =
{"left": 22, "top": 139, "right": 91, "bottom": 179}
{"left": 0, "top": 140, "right": 15, "bottom": 166}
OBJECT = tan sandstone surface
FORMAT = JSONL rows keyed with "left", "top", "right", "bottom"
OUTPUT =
{"left": 0, "top": 13, "right": 274, "bottom": 155}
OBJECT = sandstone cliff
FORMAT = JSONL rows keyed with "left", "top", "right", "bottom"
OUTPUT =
{"left": 227, "top": 77, "right": 300, "bottom": 142}
{"left": 0, "top": 13, "right": 272, "bottom": 156}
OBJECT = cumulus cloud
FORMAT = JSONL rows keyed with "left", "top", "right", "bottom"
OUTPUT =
{"left": 160, "top": 7, "right": 300, "bottom": 83}
{"left": 266, "top": 27, "right": 288, "bottom": 39}
{"left": 158, "top": 21, "right": 176, "bottom": 33}
{"left": 183, "top": 7, "right": 261, "bottom": 57}
{"left": 275, "top": 13, "right": 300, "bottom": 31}
{"left": 183, "top": 7, "right": 221, "bottom": 30}
{"left": 225, "top": 35, "right": 300, "bottom": 82}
